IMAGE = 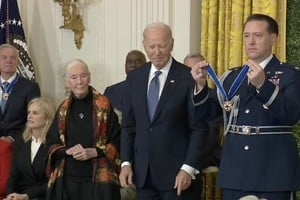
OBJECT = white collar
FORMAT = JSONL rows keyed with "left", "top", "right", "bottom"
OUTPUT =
{"left": 31, "top": 136, "right": 41, "bottom": 144}
{"left": 1, "top": 73, "right": 17, "bottom": 84}
{"left": 149, "top": 57, "right": 172, "bottom": 78}
{"left": 259, "top": 54, "right": 273, "bottom": 69}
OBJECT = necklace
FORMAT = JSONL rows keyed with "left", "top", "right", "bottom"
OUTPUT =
{"left": 79, "top": 113, "right": 84, "bottom": 119}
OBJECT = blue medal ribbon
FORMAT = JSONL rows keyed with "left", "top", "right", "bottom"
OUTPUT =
{"left": 1, "top": 74, "right": 20, "bottom": 99}
{"left": 205, "top": 65, "right": 249, "bottom": 111}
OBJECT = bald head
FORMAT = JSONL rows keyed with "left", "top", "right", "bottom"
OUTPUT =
{"left": 125, "top": 50, "right": 146, "bottom": 74}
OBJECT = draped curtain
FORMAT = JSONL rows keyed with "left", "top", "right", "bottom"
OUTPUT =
{"left": 200, "top": 0, "right": 287, "bottom": 76}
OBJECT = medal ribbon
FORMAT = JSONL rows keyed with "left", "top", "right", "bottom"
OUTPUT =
{"left": 205, "top": 65, "right": 249, "bottom": 101}
{"left": 1, "top": 74, "right": 20, "bottom": 96}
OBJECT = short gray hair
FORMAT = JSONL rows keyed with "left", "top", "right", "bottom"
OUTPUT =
{"left": 0, "top": 43, "right": 19, "bottom": 58}
{"left": 183, "top": 52, "right": 205, "bottom": 64}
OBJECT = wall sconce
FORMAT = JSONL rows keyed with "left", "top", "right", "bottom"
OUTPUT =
{"left": 54, "top": 0, "right": 85, "bottom": 49}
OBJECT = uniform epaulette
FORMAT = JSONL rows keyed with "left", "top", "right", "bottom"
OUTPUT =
{"left": 280, "top": 62, "right": 300, "bottom": 71}
{"left": 290, "top": 65, "right": 300, "bottom": 70}
{"left": 291, "top": 66, "right": 300, "bottom": 70}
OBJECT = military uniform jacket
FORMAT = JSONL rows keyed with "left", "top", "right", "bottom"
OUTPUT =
{"left": 195, "top": 56, "right": 300, "bottom": 192}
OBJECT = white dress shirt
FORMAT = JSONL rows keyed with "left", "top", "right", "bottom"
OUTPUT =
{"left": 31, "top": 136, "right": 41, "bottom": 163}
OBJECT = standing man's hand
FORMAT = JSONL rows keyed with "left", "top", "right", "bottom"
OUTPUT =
{"left": 190, "top": 60, "right": 209, "bottom": 92}
{"left": 246, "top": 59, "right": 265, "bottom": 89}
{"left": 119, "top": 165, "right": 134, "bottom": 188}
{"left": 174, "top": 170, "right": 192, "bottom": 196}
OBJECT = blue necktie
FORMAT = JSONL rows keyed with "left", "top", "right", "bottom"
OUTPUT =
{"left": 1, "top": 82, "right": 9, "bottom": 113}
{"left": 147, "top": 71, "right": 161, "bottom": 120}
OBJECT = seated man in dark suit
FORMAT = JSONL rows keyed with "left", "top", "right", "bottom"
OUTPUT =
{"left": 104, "top": 50, "right": 146, "bottom": 115}
{"left": 0, "top": 44, "right": 41, "bottom": 199}
{"left": 0, "top": 43, "right": 41, "bottom": 143}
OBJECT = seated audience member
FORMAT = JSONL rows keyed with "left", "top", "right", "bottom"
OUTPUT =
{"left": 4, "top": 97, "right": 55, "bottom": 200}
{"left": 0, "top": 43, "right": 41, "bottom": 143}
{"left": 104, "top": 50, "right": 146, "bottom": 114}
{"left": 184, "top": 52, "right": 223, "bottom": 168}
{"left": 0, "top": 43, "right": 41, "bottom": 200}
{"left": 46, "top": 59, "right": 121, "bottom": 200}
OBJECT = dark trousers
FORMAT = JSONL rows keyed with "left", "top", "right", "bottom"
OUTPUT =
{"left": 64, "top": 176, "right": 121, "bottom": 200}
{"left": 137, "top": 171, "right": 202, "bottom": 200}
{"left": 222, "top": 189, "right": 294, "bottom": 200}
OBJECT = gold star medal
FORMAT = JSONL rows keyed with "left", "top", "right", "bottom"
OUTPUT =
{"left": 223, "top": 100, "right": 232, "bottom": 112}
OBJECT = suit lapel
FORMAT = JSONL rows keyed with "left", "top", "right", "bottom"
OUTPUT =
{"left": 24, "top": 141, "right": 36, "bottom": 177}
{"left": 152, "top": 60, "right": 177, "bottom": 122}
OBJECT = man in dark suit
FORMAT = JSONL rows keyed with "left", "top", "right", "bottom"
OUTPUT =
{"left": 0, "top": 44, "right": 40, "bottom": 143}
{"left": 0, "top": 44, "right": 40, "bottom": 198}
{"left": 119, "top": 22, "right": 208, "bottom": 200}
{"left": 104, "top": 50, "right": 146, "bottom": 114}
{"left": 191, "top": 14, "right": 300, "bottom": 200}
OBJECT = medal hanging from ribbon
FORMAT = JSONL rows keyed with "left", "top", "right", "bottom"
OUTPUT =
{"left": 204, "top": 65, "right": 249, "bottom": 112}
{"left": 1, "top": 74, "right": 20, "bottom": 101}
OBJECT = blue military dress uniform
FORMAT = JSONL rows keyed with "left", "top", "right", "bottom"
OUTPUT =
{"left": 195, "top": 55, "right": 300, "bottom": 193}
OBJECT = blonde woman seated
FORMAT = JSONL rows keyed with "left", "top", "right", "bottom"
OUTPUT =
{"left": 4, "top": 98, "right": 55, "bottom": 200}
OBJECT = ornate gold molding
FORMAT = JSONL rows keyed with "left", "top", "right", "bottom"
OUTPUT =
{"left": 54, "top": 0, "right": 85, "bottom": 49}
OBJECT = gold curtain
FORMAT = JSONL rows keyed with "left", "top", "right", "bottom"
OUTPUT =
{"left": 201, "top": 0, "right": 287, "bottom": 76}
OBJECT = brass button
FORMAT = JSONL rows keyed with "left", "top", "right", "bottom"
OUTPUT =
{"left": 244, "top": 145, "right": 249, "bottom": 150}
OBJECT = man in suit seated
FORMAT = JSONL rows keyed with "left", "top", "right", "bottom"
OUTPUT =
{"left": 0, "top": 44, "right": 40, "bottom": 199}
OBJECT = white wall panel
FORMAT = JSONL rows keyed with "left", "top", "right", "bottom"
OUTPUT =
{"left": 16, "top": 0, "right": 201, "bottom": 106}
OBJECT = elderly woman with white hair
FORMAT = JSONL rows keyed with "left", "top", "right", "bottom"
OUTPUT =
{"left": 46, "top": 59, "right": 121, "bottom": 200}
